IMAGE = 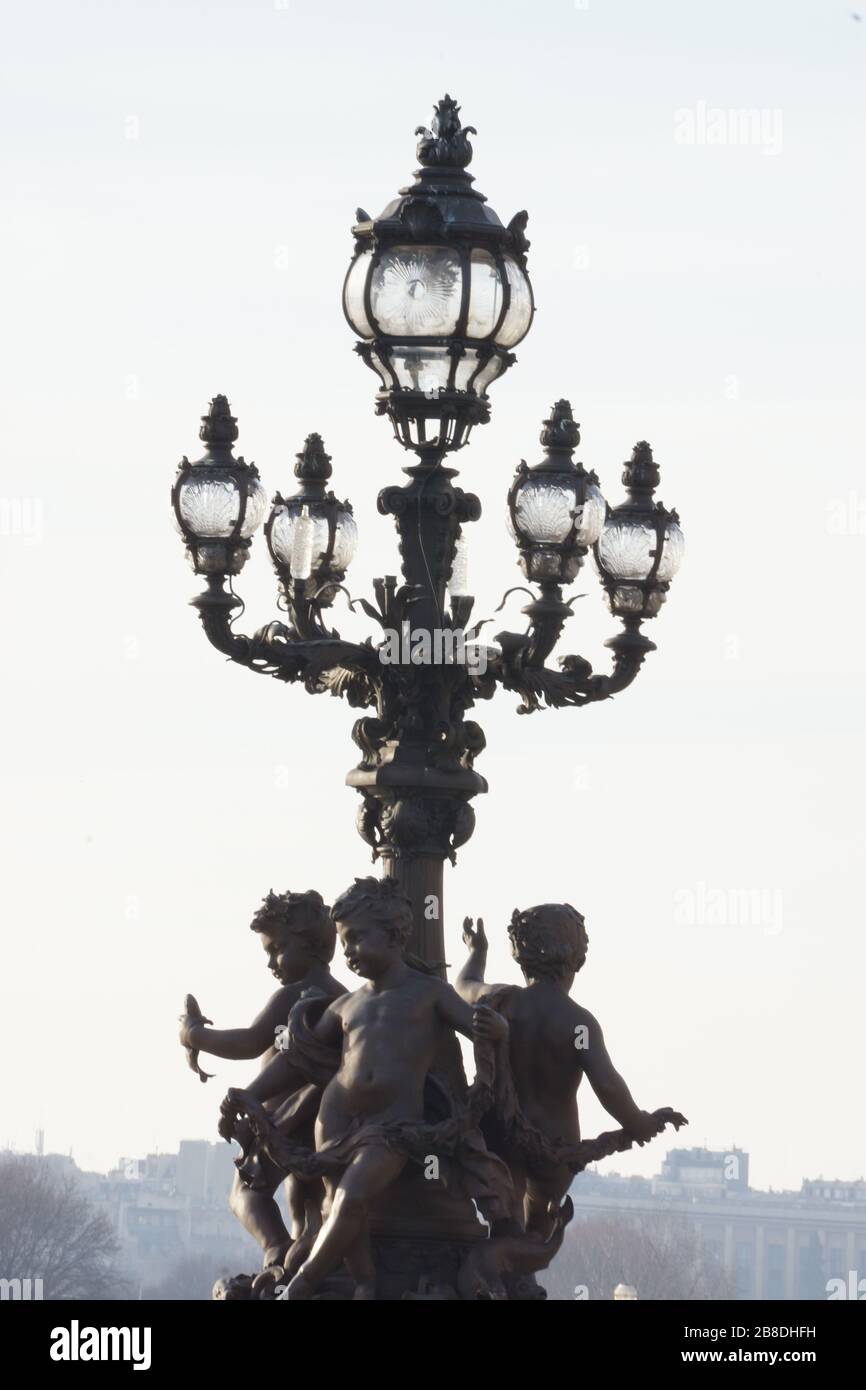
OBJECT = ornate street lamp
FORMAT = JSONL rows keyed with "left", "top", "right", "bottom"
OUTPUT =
{"left": 343, "top": 94, "right": 533, "bottom": 454}
{"left": 594, "top": 439, "right": 684, "bottom": 619}
{"left": 171, "top": 395, "right": 268, "bottom": 575}
{"left": 507, "top": 401, "right": 607, "bottom": 587}
{"left": 171, "top": 95, "right": 684, "bottom": 970}
{"left": 264, "top": 432, "right": 357, "bottom": 637}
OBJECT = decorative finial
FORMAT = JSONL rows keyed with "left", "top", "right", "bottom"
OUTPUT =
{"left": 294, "top": 432, "right": 333, "bottom": 484}
{"left": 415, "top": 95, "right": 476, "bottom": 169}
{"left": 622, "top": 440, "right": 660, "bottom": 498}
{"left": 539, "top": 400, "right": 581, "bottom": 453}
{"left": 199, "top": 395, "right": 238, "bottom": 448}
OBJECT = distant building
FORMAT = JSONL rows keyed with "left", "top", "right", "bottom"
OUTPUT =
{"left": 570, "top": 1147, "right": 866, "bottom": 1299}
{"left": 33, "top": 1142, "right": 259, "bottom": 1287}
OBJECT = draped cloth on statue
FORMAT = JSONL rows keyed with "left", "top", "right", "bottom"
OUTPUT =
{"left": 241, "top": 991, "right": 514, "bottom": 1223}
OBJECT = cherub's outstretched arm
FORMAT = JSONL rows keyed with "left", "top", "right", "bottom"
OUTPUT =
{"left": 454, "top": 917, "right": 500, "bottom": 1005}
{"left": 240, "top": 999, "right": 344, "bottom": 1103}
{"left": 180, "top": 986, "right": 294, "bottom": 1062}
{"left": 217, "top": 1001, "right": 344, "bottom": 1143}
{"left": 578, "top": 1008, "right": 656, "bottom": 1139}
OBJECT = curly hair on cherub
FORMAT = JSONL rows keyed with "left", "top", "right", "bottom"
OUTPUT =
{"left": 330, "top": 876, "right": 413, "bottom": 947}
{"left": 507, "top": 902, "right": 587, "bottom": 981}
{"left": 249, "top": 889, "right": 335, "bottom": 963}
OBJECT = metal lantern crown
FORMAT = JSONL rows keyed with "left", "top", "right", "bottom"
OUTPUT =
{"left": 171, "top": 395, "right": 268, "bottom": 575}
{"left": 507, "top": 400, "right": 607, "bottom": 585}
{"left": 265, "top": 433, "right": 357, "bottom": 609}
{"left": 594, "top": 441, "right": 684, "bottom": 619}
{"left": 343, "top": 95, "right": 534, "bottom": 455}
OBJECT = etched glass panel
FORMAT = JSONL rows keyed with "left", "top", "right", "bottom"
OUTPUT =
{"left": 370, "top": 247, "right": 462, "bottom": 336}
{"left": 269, "top": 506, "right": 356, "bottom": 573}
{"left": 466, "top": 250, "right": 504, "bottom": 339}
{"left": 599, "top": 517, "right": 683, "bottom": 582}
{"left": 511, "top": 479, "right": 577, "bottom": 544}
{"left": 597, "top": 519, "right": 656, "bottom": 580}
{"left": 657, "top": 521, "right": 685, "bottom": 581}
{"left": 343, "top": 251, "right": 374, "bottom": 339}
{"left": 239, "top": 479, "right": 268, "bottom": 538}
{"left": 364, "top": 347, "right": 391, "bottom": 388}
{"left": 332, "top": 511, "right": 358, "bottom": 570}
{"left": 179, "top": 478, "right": 239, "bottom": 538}
{"left": 473, "top": 353, "right": 504, "bottom": 394}
{"left": 390, "top": 346, "right": 452, "bottom": 393}
{"left": 270, "top": 507, "right": 328, "bottom": 568}
{"left": 573, "top": 482, "right": 607, "bottom": 547}
{"left": 494, "top": 256, "right": 533, "bottom": 348}
{"left": 453, "top": 347, "right": 481, "bottom": 391}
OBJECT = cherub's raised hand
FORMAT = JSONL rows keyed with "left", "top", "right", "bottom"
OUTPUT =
{"left": 630, "top": 1107, "right": 688, "bottom": 1145}
{"left": 462, "top": 916, "right": 487, "bottom": 951}
{"left": 472, "top": 1004, "right": 507, "bottom": 1043}
{"left": 629, "top": 1109, "right": 660, "bottom": 1144}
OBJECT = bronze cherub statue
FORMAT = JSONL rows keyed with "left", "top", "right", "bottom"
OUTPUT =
{"left": 178, "top": 889, "right": 345, "bottom": 1268}
{"left": 217, "top": 877, "right": 513, "bottom": 1300}
{"left": 456, "top": 904, "right": 687, "bottom": 1246}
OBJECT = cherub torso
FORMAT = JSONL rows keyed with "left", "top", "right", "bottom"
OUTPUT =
{"left": 316, "top": 971, "right": 443, "bottom": 1146}
{"left": 502, "top": 983, "right": 582, "bottom": 1144}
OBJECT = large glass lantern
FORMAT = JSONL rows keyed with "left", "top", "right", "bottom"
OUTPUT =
{"left": 507, "top": 401, "right": 606, "bottom": 585}
{"left": 171, "top": 395, "right": 267, "bottom": 575}
{"left": 343, "top": 95, "right": 534, "bottom": 454}
{"left": 594, "top": 441, "right": 684, "bottom": 618}
{"left": 265, "top": 433, "right": 357, "bottom": 609}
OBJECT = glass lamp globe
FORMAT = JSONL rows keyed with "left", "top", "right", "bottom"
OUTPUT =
{"left": 265, "top": 433, "right": 357, "bottom": 607}
{"left": 594, "top": 441, "right": 684, "bottom": 619}
{"left": 507, "top": 401, "right": 606, "bottom": 585}
{"left": 172, "top": 396, "right": 267, "bottom": 575}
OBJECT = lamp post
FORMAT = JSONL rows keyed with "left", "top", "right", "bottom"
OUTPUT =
{"left": 171, "top": 94, "right": 684, "bottom": 972}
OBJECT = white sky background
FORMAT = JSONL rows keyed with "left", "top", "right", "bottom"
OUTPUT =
{"left": 0, "top": 0, "right": 863, "bottom": 1189}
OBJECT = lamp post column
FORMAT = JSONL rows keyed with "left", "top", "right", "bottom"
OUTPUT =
{"left": 348, "top": 452, "right": 485, "bottom": 974}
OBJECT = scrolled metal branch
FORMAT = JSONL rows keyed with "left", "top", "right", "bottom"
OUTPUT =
{"left": 190, "top": 575, "right": 381, "bottom": 707}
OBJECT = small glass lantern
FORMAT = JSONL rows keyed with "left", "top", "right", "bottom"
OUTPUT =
{"left": 265, "top": 433, "right": 357, "bottom": 609}
{"left": 594, "top": 441, "right": 684, "bottom": 619}
{"left": 343, "top": 95, "right": 534, "bottom": 454}
{"left": 507, "top": 400, "right": 606, "bottom": 585}
{"left": 171, "top": 395, "right": 267, "bottom": 575}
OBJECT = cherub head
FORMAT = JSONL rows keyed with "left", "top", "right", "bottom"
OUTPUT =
{"left": 507, "top": 903, "right": 588, "bottom": 984}
{"left": 331, "top": 877, "right": 413, "bottom": 980}
{"left": 249, "top": 889, "right": 335, "bottom": 984}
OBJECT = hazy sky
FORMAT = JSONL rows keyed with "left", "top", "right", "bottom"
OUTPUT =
{"left": 1, "top": 0, "right": 863, "bottom": 1191}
